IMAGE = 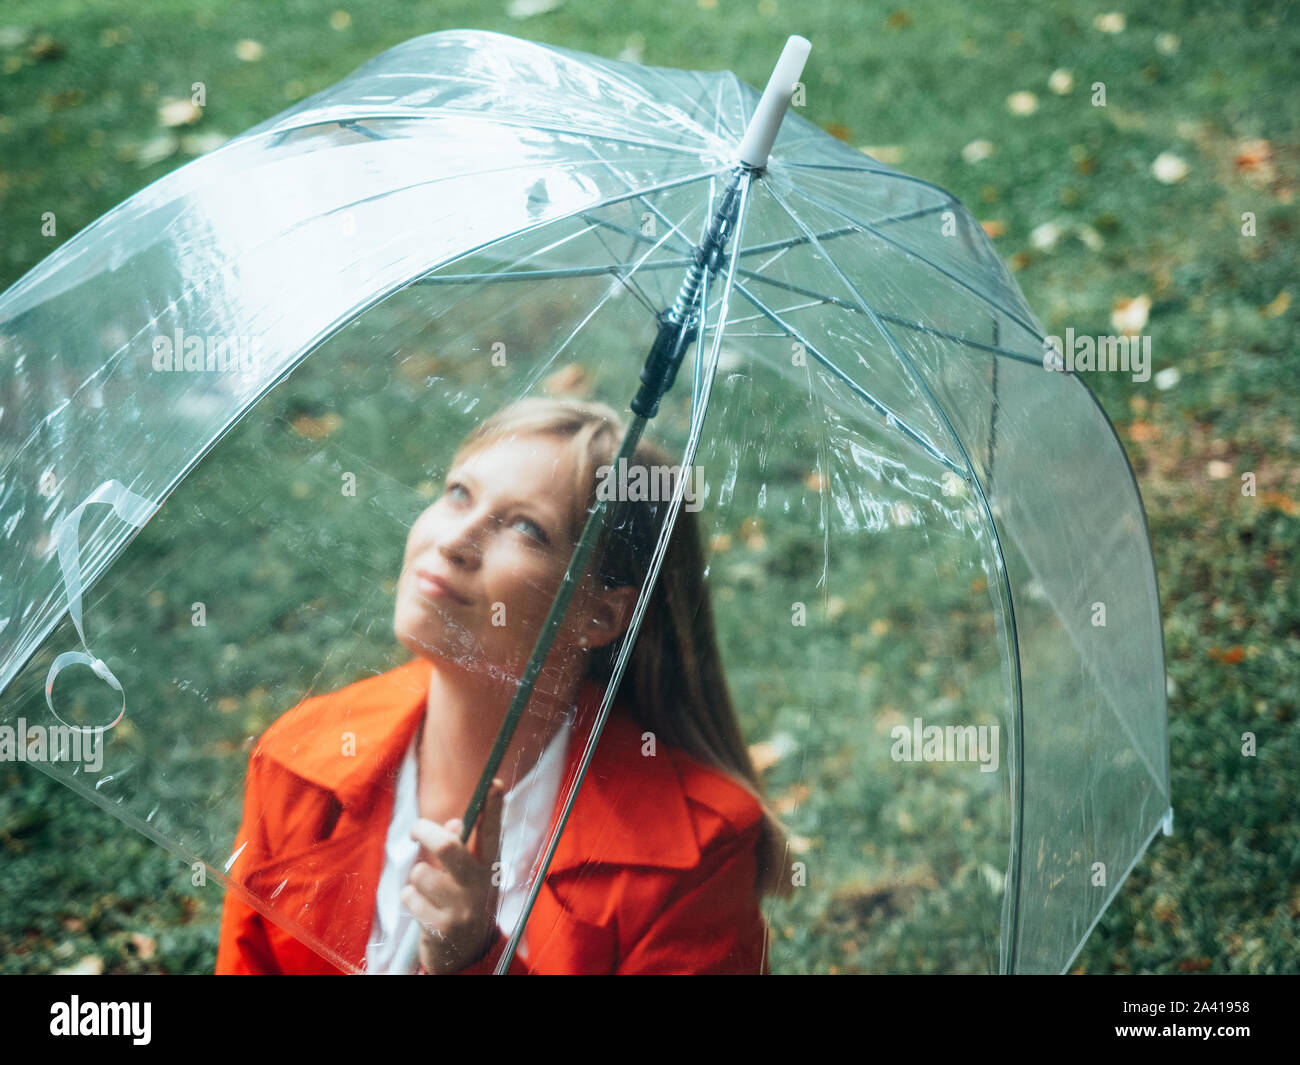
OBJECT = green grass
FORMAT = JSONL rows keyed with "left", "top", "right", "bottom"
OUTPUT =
{"left": 1, "top": 0, "right": 1297, "bottom": 974}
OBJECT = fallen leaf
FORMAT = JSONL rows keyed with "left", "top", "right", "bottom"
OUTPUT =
{"left": 1111, "top": 294, "right": 1151, "bottom": 334}
{"left": 773, "top": 784, "right": 811, "bottom": 816}
{"left": 749, "top": 732, "right": 797, "bottom": 773}
{"left": 1127, "top": 420, "right": 1159, "bottom": 442}
{"left": 1208, "top": 646, "right": 1245, "bottom": 665}
{"left": 28, "top": 33, "right": 65, "bottom": 61}
{"left": 508, "top": 0, "right": 563, "bottom": 16}
{"left": 1048, "top": 68, "right": 1074, "bottom": 94}
{"left": 1261, "top": 290, "right": 1289, "bottom": 318}
{"left": 980, "top": 219, "right": 1006, "bottom": 238}
{"left": 180, "top": 130, "right": 229, "bottom": 156}
{"left": 617, "top": 34, "right": 645, "bottom": 63}
{"left": 129, "top": 932, "right": 157, "bottom": 960}
{"left": 1235, "top": 138, "right": 1273, "bottom": 173}
{"left": 1151, "top": 151, "right": 1189, "bottom": 184}
{"left": 1030, "top": 221, "right": 1062, "bottom": 250}
{"left": 1006, "top": 91, "right": 1038, "bottom": 115}
{"left": 134, "top": 134, "right": 179, "bottom": 167}
{"left": 55, "top": 955, "right": 104, "bottom": 976}
{"left": 824, "top": 122, "right": 851, "bottom": 142}
{"left": 291, "top": 412, "right": 342, "bottom": 439}
{"left": 1075, "top": 223, "right": 1104, "bottom": 251}
{"left": 1259, "top": 490, "right": 1299, "bottom": 516}
{"left": 857, "top": 144, "right": 903, "bottom": 165}
{"left": 158, "top": 98, "right": 201, "bottom": 127}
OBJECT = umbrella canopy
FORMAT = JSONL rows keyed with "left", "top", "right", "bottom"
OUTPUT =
{"left": 0, "top": 28, "right": 1169, "bottom": 974}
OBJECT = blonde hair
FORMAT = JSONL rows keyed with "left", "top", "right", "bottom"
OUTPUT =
{"left": 450, "top": 397, "right": 791, "bottom": 899}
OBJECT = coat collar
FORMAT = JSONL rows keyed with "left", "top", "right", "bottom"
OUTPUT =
{"left": 255, "top": 656, "right": 700, "bottom": 873}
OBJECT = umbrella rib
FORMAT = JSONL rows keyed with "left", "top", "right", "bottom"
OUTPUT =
{"left": 735, "top": 202, "right": 951, "bottom": 262}
{"left": 411, "top": 207, "right": 945, "bottom": 287}
{"left": 730, "top": 268, "right": 1046, "bottom": 368}
{"left": 709, "top": 75, "right": 739, "bottom": 141}
{"left": 577, "top": 141, "right": 703, "bottom": 260}
{"left": 783, "top": 183, "right": 1046, "bottom": 342}
{"left": 402, "top": 166, "right": 723, "bottom": 286}
{"left": 535, "top": 210, "right": 688, "bottom": 367}
{"left": 263, "top": 108, "right": 718, "bottom": 159}
{"left": 583, "top": 220, "right": 660, "bottom": 316}
{"left": 578, "top": 213, "right": 696, "bottom": 260}
{"left": 780, "top": 158, "right": 970, "bottom": 205}
{"left": 730, "top": 279, "right": 965, "bottom": 478}
{"left": 726, "top": 71, "right": 755, "bottom": 147}
{"left": 412, "top": 262, "right": 698, "bottom": 283}
{"left": 762, "top": 180, "right": 1028, "bottom": 974}
{"left": 337, "top": 119, "right": 387, "bottom": 141}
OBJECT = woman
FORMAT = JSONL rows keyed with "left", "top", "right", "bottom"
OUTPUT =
{"left": 216, "top": 397, "right": 788, "bottom": 974}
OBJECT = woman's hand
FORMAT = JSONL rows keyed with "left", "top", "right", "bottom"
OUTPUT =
{"left": 402, "top": 778, "right": 506, "bottom": 974}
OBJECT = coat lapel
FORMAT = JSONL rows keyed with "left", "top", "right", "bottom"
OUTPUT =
{"left": 240, "top": 657, "right": 703, "bottom": 973}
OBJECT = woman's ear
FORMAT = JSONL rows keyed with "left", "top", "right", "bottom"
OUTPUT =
{"left": 580, "top": 584, "right": 641, "bottom": 650}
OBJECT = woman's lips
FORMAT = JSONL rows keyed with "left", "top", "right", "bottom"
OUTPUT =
{"left": 414, "top": 569, "right": 469, "bottom": 605}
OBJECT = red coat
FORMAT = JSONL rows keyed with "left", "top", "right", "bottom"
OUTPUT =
{"left": 215, "top": 657, "right": 769, "bottom": 974}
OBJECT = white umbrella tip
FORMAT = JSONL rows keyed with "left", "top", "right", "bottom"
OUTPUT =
{"left": 736, "top": 35, "right": 812, "bottom": 171}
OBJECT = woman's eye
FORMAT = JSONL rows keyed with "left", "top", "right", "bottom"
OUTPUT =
{"left": 513, "top": 517, "right": 548, "bottom": 544}
{"left": 444, "top": 481, "right": 468, "bottom": 502}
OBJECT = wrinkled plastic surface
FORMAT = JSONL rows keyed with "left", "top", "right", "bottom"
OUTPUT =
{"left": 0, "top": 29, "right": 1168, "bottom": 973}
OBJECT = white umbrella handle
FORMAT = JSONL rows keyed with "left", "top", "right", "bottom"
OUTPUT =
{"left": 736, "top": 35, "right": 812, "bottom": 169}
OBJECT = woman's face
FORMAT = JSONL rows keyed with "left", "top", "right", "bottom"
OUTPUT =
{"left": 394, "top": 432, "right": 629, "bottom": 682}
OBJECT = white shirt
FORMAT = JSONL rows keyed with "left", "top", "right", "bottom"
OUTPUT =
{"left": 364, "top": 716, "right": 573, "bottom": 974}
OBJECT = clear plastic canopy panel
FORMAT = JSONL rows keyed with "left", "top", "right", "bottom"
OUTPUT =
{"left": 0, "top": 29, "right": 1169, "bottom": 974}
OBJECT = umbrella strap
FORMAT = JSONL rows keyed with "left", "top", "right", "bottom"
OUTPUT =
{"left": 45, "top": 480, "right": 157, "bottom": 732}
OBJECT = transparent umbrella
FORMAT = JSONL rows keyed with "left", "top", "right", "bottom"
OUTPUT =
{"left": 0, "top": 28, "right": 1169, "bottom": 974}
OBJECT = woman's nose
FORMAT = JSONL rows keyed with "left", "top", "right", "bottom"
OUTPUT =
{"left": 434, "top": 512, "right": 484, "bottom": 568}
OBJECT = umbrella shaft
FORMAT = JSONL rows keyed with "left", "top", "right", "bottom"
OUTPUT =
{"left": 459, "top": 420, "right": 646, "bottom": 843}
{"left": 462, "top": 168, "right": 749, "bottom": 835}
{"left": 632, "top": 167, "right": 747, "bottom": 417}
